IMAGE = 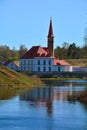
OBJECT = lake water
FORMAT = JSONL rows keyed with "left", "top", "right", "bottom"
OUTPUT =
{"left": 0, "top": 80, "right": 87, "bottom": 130}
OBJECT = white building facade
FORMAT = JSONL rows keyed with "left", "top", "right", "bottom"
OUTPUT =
{"left": 4, "top": 61, "right": 20, "bottom": 71}
{"left": 20, "top": 57, "right": 72, "bottom": 72}
{"left": 20, "top": 58, "right": 54, "bottom": 72}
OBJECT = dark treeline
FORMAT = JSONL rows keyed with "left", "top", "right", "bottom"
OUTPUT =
{"left": 54, "top": 42, "right": 87, "bottom": 59}
{"left": 55, "top": 27, "right": 87, "bottom": 59}
{"left": 0, "top": 42, "right": 87, "bottom": 60}
{"left": 0, "top": 44, "right": 27, "bottom": 60}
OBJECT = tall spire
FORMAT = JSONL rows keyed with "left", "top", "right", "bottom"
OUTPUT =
{"left": 47, "top": 18, "right": 54, "bottom": 57}
{"left": 48, "top": 18, "right": 54, "bottom": 38}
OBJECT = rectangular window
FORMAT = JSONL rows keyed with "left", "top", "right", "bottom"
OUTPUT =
{"left": 38, "top": 60, "right": 40, "bottom": 65}
{"left": 49, "top": 60, "right": 51, "bottom": 65}
{"left": 43, "top": 67, "right": 46, "bottom": 72}
{"left": 43, "top": 60, "right": 46, "bottom": 65}
{"left": 38, "top": 67, "right": 40, "bottom": 72}
{"left": 58, "top": 67, "right": 61, "bottom": 72}
{"left": 31, "top": 60, "right": 33, "bottom": 65}
{"left": 49, "top": 67, "right": 51, "bottom": 72}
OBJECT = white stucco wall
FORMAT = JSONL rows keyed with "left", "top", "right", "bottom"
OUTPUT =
{"left": 20, "top": 58, "right": 54, "bottom": 72}
{"left": 6, "top": 62, "right": 20, "bottom": 71}
{"left": 65, "top": 66, "right": 73, "bottom": 72}
{"left": 20, "top": 58, "right": 72, "bottom": 72}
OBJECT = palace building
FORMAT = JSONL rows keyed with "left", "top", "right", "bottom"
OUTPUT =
{"left": 20, "top": 19, "right": 72, "bottom": 72}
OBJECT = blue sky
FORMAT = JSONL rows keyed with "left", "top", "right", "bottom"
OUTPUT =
{"left": 0, "top": 0, "right": 87, "bottom": 49}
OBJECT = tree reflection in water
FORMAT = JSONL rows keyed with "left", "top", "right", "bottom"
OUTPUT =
{"left": 0, "top": 87, "right": 15, "bottom": 100}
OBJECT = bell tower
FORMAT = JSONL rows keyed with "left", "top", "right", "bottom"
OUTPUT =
{"left": 47, "top": 19, "right": 54, "bottom": 57}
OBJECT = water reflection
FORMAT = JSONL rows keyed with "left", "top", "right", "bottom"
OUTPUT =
{"left": 20, "top": 87, "right": 53, "bottom": 115}
{"left": 0, "top": 80, "right": 87, "bottom": 130}
{"left": 19, "top": 81, "right": 85, "bottom": 115}
{"left": 44, "top": 80, "right": 87, "bottom": 86}
{"left": 0, "top": 87, "right": 16, "bottom": 100}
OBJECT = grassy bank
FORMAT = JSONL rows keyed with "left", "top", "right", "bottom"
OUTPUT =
{"left": 0, "top": 65, "right": 42, "bottom": 89}
{"left": 66, "top": 59, "right": 87, "bottom": 67}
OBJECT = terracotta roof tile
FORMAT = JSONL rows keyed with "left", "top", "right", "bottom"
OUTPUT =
{"left": 20, "top": 46, "right": 50, "bottom": 59}
{"left": 54, "top": 58, "right": 70, "bottom": 66}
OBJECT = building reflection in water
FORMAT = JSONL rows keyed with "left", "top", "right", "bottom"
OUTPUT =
{"left": 20, "top": 87, "right": 53, "bottom": 115}
{"left": 20, "top": 82, "right": 84, "bottom": 115}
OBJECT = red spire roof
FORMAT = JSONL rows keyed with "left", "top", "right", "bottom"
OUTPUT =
{"left": 48, "top": 19, "right": 54, "bottom": 38}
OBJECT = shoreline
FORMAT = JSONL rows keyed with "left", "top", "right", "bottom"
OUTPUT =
{"left": 41, "top": 77, "right": 87, "bottom": 81}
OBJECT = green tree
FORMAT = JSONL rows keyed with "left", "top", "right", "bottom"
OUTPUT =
{"left": 54, "top": 46, "right": 63, "bottom": 58}
{"left": 11, "top": 47, "right": 19, "bottom": 60}
{"left": 67, "top": 43, "right": 80, "bottom": 59}
{"left": 0, "top": 45, "right": 11, "bottom": 59}
{"left": 19, "top": 44, "right": 28, "bottom": 58}
{"left": 54, "top": 42, "right": 69, "bottom": 59}
{"left": 82, "top": 27, "right": 87, "bottom": 58}
{"left": 62, "top": 42, "right": 69, "bottom": 49}
{"left": 84, "top": 28, "right": 87, "bottom": 47}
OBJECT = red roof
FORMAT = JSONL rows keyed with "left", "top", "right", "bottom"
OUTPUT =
{"left": 4, "top": 61, "right": 12, "bottom": 66}
{"left": 43, "top": 47, "right": 49, "bottom": 53}
{"left": 21, "top": 46, "right": 51, "bottom": 59}
{"left": 48, "top": 19, "right": 54, "bottom": 38}
{"left": 54, "top": 58, "right": 70, "bottom": 66}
